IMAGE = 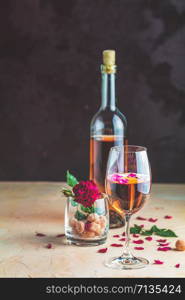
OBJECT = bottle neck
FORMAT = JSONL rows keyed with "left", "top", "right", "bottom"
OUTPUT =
{"left": 101, "top": 72, "right": 116, "bottom": 111}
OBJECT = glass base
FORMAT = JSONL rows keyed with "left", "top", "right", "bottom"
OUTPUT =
{"left": 105, "top": 256, "right": 149, "bottom": 270}
{"left": 67, "top": 236, "right": 107, "bottom": 247}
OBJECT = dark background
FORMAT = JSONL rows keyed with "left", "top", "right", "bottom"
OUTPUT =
{"left": 0, "top": 0, "right": 185, "bottom": 182}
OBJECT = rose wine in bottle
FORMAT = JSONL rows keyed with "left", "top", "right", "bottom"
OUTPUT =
{"left": 90, "top": 50, "right": 128, "bottom": 228}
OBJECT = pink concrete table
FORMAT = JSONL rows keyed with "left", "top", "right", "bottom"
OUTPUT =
{"left": 0, "top": 182, "right": 184, "bottom": 277}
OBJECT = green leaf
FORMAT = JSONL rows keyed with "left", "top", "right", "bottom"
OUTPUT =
{"left": 74, "top": 210, "right": 87, "bottom": 221}
{"left": 139, "top": 224, "right": 178, "bottom": 237}
{"left": 150, "top": 225, "right": 160, "bottom": 233}
{"left": 62, "top": 188, "right": 73, "bottom": 197}
{"left": 141, "top": 230, "right": 153, "bottom": 236}
{"left": 71, "top": 199, "right": 78, "bottom": 207}
{"left": 80, "top": 205, "right": 95, "bottom": 214}
{"left": 130, "top": 224, "right": 142, "bottom": 234}
{"left": 66, "top": 170, "right": 79, "bottom": 187}
{"left": 155, "top": 229, "right": 177, "bottom": 237}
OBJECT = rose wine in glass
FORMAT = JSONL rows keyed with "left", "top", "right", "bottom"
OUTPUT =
{"left": 90, "top": 50, "right": 128, "bottom": 228}
{"left": 105, "top": 145, "right": 151, "bottom": 269}
{"left": 106, "top": 173, "right": 150, "bottom": 214}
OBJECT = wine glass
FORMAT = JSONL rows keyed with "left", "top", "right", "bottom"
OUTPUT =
{"left": 105, "top": 145, "right": 151, "bottom": 269}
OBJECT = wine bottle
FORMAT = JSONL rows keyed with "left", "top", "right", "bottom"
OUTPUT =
{"left": 90, "top": 50, "right": 128, "bottom": 228}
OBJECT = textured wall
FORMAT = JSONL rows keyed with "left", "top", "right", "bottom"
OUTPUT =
{"left": 0, "top": 0, "right": 185, "bottom": 182}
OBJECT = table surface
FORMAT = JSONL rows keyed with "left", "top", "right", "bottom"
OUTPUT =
{"left": 0, "top": 182, "right": 185, "bottom": 278}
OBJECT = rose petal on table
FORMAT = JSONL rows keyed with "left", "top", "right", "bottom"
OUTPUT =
{"left": 134, "top": 247, "right": 144, "bottom": 250}
{"left": 164, "top": 215, "right": 173, "bottom": 219}
{"left": 97, "top": 248, "right": 108, "bottom": 253}
{"left": 136, "top": 216, "right": 147, "bottom": 221}
{"left": 119, "top": 238, "right": 126, "bottom": 241}
{"left": 113, "top": 234, "right": 120, "bottom": 238}
{"left": 36, "top": 232, "right": 46, "bottom": 237}
{"left": 122, "top": 232, "right": 125, "bottom": 236}
{"left": 145, "top": 237, "right": 153, "bottom": 241}
{"left": 157, "top": 247, "right": 171, "bottom": 251}
{"left": 140, "top": 224, "right": 144, "bottom": 228}
{"left": 133, "top": 234, "right": 140, "bottom": 238}
{"left": 175, "top": 264, "right": 180, "bottom": 268}
{"left": 148, "top": 218, "right": 158, "bottom": 222}
{"left": 156, "top": 239, "right": 167, "bottom": 243}
{"left": 153, "top": 260, "right": 164, "bottom": 265}
{"left": 110, "top": 243, "right": 123, "bottom": 247}
{"left": 159, "top": 242, "right": 170, "bottom": 247}
{"left": 133, "top": 239, "right": 144, "bottom": 244}
{"left": 46, "top": 243, "right": 52, "bottom": 249}
{"left": 56, "top": 234, "right": 65, "bottom": 238}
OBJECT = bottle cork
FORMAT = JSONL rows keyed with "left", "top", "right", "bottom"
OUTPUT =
{"left": 103, "top": 50, "right": 116, "bottom": 66}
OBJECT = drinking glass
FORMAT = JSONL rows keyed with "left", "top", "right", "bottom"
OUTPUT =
{"left": 65, "top": 194, "right": 109, "bottom": 246}
{"left": 105, "top": 145, "right": 151, "bottom": 269}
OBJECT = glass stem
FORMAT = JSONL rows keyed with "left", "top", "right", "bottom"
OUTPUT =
{"left": 121, "top": 214, "right": 133, "bottom": 258}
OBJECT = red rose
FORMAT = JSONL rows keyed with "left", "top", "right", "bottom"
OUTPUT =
{"left": 73, "top": 180, "right": 101, "bottom": 207}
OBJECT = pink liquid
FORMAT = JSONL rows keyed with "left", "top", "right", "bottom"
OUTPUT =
{"left": 106, "top": 173, "right": 150, "bottom": 214}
